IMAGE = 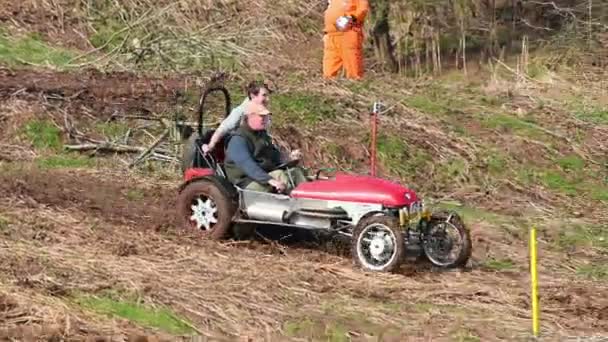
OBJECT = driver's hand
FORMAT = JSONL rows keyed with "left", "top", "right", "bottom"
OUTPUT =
{"left": 202, "top": 144, "right": 211, "bottom": 154}
{"left": 268, "top": 179, "right": 286, "bottom": 192}
{"left": 290, "top": 149, "right": 302, "bottom": 160}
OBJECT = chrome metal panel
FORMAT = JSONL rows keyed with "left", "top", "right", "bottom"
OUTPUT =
{"left": 288, "top": 213, "right": 332, "bottom": 229}
{"left": 239, "top": 189, "right": 293, "bottom": 222}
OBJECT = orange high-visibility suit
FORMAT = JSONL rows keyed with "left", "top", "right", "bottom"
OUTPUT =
{"left": 323, "top": 0, "right": 369, "bottom": 80}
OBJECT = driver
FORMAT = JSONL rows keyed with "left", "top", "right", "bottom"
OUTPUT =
{"left": 223, "top": 102, "right": 308, "bottom": 193}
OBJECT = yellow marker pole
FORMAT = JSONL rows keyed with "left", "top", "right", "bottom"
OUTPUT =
{"left": 530, "top": 226, "right": 540, "bottom": 338}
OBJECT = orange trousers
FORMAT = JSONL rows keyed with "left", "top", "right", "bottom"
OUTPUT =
{"left": 323, "top": 30, "right": 364, "bottom": 80}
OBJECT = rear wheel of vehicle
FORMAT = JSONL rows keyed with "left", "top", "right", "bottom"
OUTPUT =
{"left": 422, "top": 211, "right": 472, "bottom": 268}
{"left": 351, "top": 215, "right": 405, "bottom": 273}
{"left": 176, "top": 180, "right": 236, "bottom": 240}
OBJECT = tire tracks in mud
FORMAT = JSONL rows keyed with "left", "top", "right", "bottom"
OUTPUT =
{"left": 0, "top": 166, "right": 176, "bottom": 231}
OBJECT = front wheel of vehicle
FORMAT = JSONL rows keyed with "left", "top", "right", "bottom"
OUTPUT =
{"left": 351, "top": 215, "right": 405, "bottom": 273}
{"left": 422, "top": 211, "right": 472, "bottom": 268}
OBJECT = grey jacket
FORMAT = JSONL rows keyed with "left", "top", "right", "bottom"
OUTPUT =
{"left": 216, "top": 98, "right": 249, "bottom": 137}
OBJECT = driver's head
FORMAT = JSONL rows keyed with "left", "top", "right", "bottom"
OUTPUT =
{"left": 245, "top": 102, "right": 272, "bottom": 131}
{"left": 246, "top": 80, "right": 272, "bottom": 106}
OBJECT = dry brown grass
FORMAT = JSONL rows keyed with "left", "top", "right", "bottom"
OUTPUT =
{"left": 0, "top": 166, "right": 606, "bottom": 341}
{"left": 0, "top": 2, "right": 607, "bottom": 340}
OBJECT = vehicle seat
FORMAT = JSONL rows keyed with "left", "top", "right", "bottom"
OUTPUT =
{"left": 191, "top": 129, "right": 228, "bottom": 175}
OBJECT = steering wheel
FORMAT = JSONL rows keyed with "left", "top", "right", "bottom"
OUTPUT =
{"left": 274, "top": 159, "right": 300, "bottom": 170}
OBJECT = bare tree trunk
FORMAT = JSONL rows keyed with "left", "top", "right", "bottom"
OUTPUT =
{"left": 370, "top": 0, "right": 398, "bottom": 73}
{"left": 462, "top": 29, "right": 467, "bottom": 76}
{"left": 588, "top": 0, "right": 593, "bottom": 49}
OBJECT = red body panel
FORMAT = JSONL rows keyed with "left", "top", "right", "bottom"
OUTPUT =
{"left": 291, "top": 172, "right": 418, "bottom": 207}
{"left": 184, "top": 168, "right": 215, "bottom": 182}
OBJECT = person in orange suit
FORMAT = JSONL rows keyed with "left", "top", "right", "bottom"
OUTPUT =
{"left": 323, "top": 0, "right": 369, "bottom": 80}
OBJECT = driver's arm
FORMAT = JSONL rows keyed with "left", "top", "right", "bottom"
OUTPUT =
{"left": 226, "top": 135, "right": 273, "bottom": 184}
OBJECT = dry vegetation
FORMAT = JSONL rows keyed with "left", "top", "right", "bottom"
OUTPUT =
{"left": 0, "top": 0, "right": 607, "bottom": 341}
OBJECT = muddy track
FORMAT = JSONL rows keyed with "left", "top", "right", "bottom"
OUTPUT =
{"left": 0, "top": 68, "right": 201, "bottom": 120}
{"left": 0, "top": 166, "right": 176, "bottom": 230}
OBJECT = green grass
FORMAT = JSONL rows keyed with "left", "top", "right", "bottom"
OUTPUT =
{"left": 283, "top": 318, "right": 352, "bottom": 342}
{"left": 486, "top": 153, "right": 508, "bottom": 175}
{"left": 125, "top": 189, "right": 145, "bottom": 201}
{"left": 75, "top": 294, "right": 196, "bottom": 335}
{"left": 89, "top": 17, "right": 127, "bottom": 51}
{"left": 406, "top": 94, "right": 446, "bottom": 115}
{"left": 374, "top": 133, "right": 432, "bottom": 177}
{"left": 272, "top": 92, "right": 338, "bottom": 125}
{"left": 554, "top": 224, "right": 608, "bottom": 252}
{"left": 434, "top": 202, "right": 528, "bottom": 229}
{"left": 517, "top": 165, "right": 607, "bottom": 201}
{"left": 576, "top": 264, "right": 608, "bottom": 280}
{"left": 483, "top": 258, "right": 515, "bottom": 271}
{"left": 573, "top": 105, "right": 608, "bottom": 125}
{"left": 95, "top": 122, "right": 130, "bottom": 141}
{"left": 482, "top": 113, "right": 543, "bottom": 137}
{"left": 23, "top": 120, "right": 62, "bottom": 151}
{"left": 556, "top": 155, "right": 586, "bottom": 171}
{"left": 0, "top": 31, "right": 78, "bottom": 68}
{"left": 540, "top": 170, "right": 579, "bottom": 195}
{"left": 451, "top": 328, "right": 481, "bottom": 342}
{"left": 36, "top": 155, "right": 95, "bottom": 169}
{"left": 0, "top": 215, "right": 9, "bottom": 232}
{"left": 283, "top": 314, "right": 402, "bottom": 341}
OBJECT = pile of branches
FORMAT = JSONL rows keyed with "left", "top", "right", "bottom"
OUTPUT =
{"left": 66, "top": 0, "right": 299, "bottom": 72}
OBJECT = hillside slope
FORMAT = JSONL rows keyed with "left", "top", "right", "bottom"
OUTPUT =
{"left": 0, "top": 1, "right": 607, "bottom": 341}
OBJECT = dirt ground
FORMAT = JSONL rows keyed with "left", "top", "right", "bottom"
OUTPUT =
{"left": 0, "top": 160, "right": 607, "bottom": 341}
{"left": 0, "top": 43, "right": 606, "bottom": 341}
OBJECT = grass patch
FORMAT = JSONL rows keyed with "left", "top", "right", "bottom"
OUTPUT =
{"left": 435, "top": 158, "right": 468, "bottom": 184}
{"left": 554, "top": 224, "right": 608, "bottom": 252}
{"left": 283, "top": 318, "right": 351, "bottom": 342}
{"left": 517, "top": 166, "right": 606, "bottom": 200}
{"left": 23, "top": 120, "right": 62, "bottom": 151}
{"left": 483, "top": 258, "right": 515, "bottom": 271}
{"left": 0, "top": 215, "right": 9, "bottom": 232}
{"left": 374, "top": 133, "right": 432, "bottom": 177}
{"left": 482, "top": 113, "right": 542, "bottom": 137}
{"left": 434, "top": 202, "right": 527, "bottom": 228}
{"left": 556, "top": 155, "right": 586, "bottom": 171}
{"left": 577, "top": 263, "right": 608, "bottom": 280}
{"left": 125, "top": 189, "right": 145, "bottom": 201}
{"left": 540, "top": 170, "right": 579, "bottom": 195}
{"left": 0, "top": 31, "right": 78, "bottom": 69}
{"left": 272, "top": 92, "right": 338, "bottom": 125}
{"left": 36, "top": 154, "right": 95, "bottom": 169}
{"left": 283, "top": 315, "right": 400, "bottom": 341}
{"left": 485, "top": 153, "right": 508, "bottom": 175}
{"left": 573, "top": 105, "right": 608, "bottom": 125}
{"left": 95, "top": 122, "right": 130, "bottom": 141}
{"left": 590, "top": 187, "right": 608, "bottom": 202}
{"left": 451, "top": 328, "right": 481, "bottom": 342}
{"left": 89, "top": 17, "right": 127, "bottom": 51}
{"left": 406, "top": 94, "right": 446, "bottom": 115}
{"left": 75, "top": 294, "right": 195, "bottom": 335}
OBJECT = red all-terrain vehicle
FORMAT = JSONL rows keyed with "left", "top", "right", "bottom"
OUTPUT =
{"left": 177, "top": 82, "right": 472, "bottom": 273}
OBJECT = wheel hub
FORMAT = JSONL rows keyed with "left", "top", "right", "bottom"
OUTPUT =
{"left": 370, "top": 233, "right": 392, "bottom": 260}
{"left": 190, "top": 197, "right": 217, "bottom": 230}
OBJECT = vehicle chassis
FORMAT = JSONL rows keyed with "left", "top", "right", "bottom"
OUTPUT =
{"left": 176, "top": 78, "right": 472, "bottom": 273}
